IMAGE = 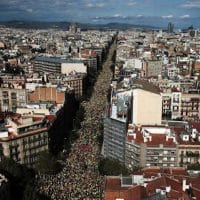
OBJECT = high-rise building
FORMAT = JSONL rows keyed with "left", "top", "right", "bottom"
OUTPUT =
{"left": 69, "top": 23, "right": 78, "bottom": 34}
{"left": 103, "top": 80, "right": 162, "bottom": 162}
{"left": 168, "top": 22, "right": 174, "bottom": 33}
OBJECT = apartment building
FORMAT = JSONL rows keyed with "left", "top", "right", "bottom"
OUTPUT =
{"left": 181, "top": 93, "right": 200, "bottom": 121}
{"left": 125, "top": 125, "right": 177, "bottom": 170}
{"left": 33, "top": 55, "right": 85, "bottom": 75}
{"left": 161, "top": 93, "right": 172, "bottom": 118}
{"left": 173, "top": 122, "right": 200, "bottom": 168}
{"left": 0, "top": 113, "right": 52, "bottom": 166}
{"left": 80, "top": 49, "right": 98, "bottom": 72}
{"left": 0, "top": 74, "right": 26, "bottom": 86}
{"left": 82, "top": 57, "right": 98, "bottom": 72}
{"left": 92, "top": 47, "right": 104, "bottom": 70}
{"left": 47, "top": 74, "right": 86, "bottom": 99}
{"left": 103, "top": 117, "right": 127, "bottom": 163}
{"left": 171, "top": 92, "right": 182, "bottom": 120}
{"left": 63, "top": 76, "right": 84, "bottom": 98}
{"left": 0, "top": 87, "right": 27, "bottom": 112}
{"left": 143, "top": 60, "right": 163, "bottom": 77}
{"left": 28, "top": 86, "right": 65, "bottom": 105}
{"left": 103, "top": 80, "right": 162, "bottom": 163}
{"left": 161, "top": 92, "right": 200, "bottom": 120}
{"left": 166, "top": 65, "right": 179, "bottom": 79}
{"left": 33, "top": 56, "right": 63, "bottom": 74}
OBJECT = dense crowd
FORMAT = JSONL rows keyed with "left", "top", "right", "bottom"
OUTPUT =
{"left": 37, "top": 42, "right": 116, "bottom": 199}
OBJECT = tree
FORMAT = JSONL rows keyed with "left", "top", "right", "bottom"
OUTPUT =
{"left": 0, "top": 157, "right": 40, "bottom": 200}
{"left": 35, "top": 151, "right": 62, "bottom": 174}
{"left": 187, "top": 163, "right": 200, "bottom": 170}
{"left": 22, "top": 184, "right": 39, "bottom": 200}
{"left": 22, "top": 183, "right": 50, "bottom": 200}
{"left": 0, "top": 180, "right": 12, "bottom": 200}
{"left": 74, "top": 104, "right": 85, "bottom": 129}
{"left": 98, "top": 158, "right": 130, "bottom": 176}
{"left": 48, "top": 90, "right": 79, "bottom": 155}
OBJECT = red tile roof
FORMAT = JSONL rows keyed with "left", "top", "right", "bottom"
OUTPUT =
{"left": 105, "top": 167, "right": 200, "bottom": 200}
{"left": 127, "top": 132, "right": 176, "bottom": 147}
{"left": 167, "top": 189, "right": 188, "bottom": 200}
{"left": 171, "top": 168, "right": 188, "bottom": 176}
{"left": 146, "top": 176, "right": 166, "bottom": 195}
{"left": 146, "top": 134, "right": 176, "bottom": 147}
{"left": 187, "top": 177, "right": 200, "bottom": 190}
{"left": 172, "top": 126, "right": 200, "bottom": 145}
{"left": 105, "top": 177, "right": 125, "bottom": 191}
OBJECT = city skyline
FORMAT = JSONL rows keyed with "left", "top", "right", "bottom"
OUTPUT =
{"left": 0, "top": 0, "right": 200, "bottom": 28}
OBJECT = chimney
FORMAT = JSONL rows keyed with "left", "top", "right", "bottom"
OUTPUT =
{"left": 166, "top": 186, "right": 171, "bottom": 193}
{"left": 138, "top": 124, "right": 141, "bottom": 132}
{"left": 191, "top": 129, "right": 197, "bottom": 139}
{"left": 148, "top": 136, "right": 152, "bottom": 142}
{"left": 182, "top": 179, "right": 189, "bottom": 191}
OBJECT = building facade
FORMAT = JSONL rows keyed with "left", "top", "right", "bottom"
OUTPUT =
{"left": 28, "top": 86, "right": 65, "bottom": 105}
{"left": 103, "top": 117, "right": 127, "bottom": 163}
{"left": 143, "top": 60, "right": 163, "bottom": 77}
{"left": 161, "top": 92, "right": 200, "bottom": 121}
{"left": 0, "top": 114, "right": 50, "bottom": 166}
{"left": 125, "top": 125, "right": 177, "bottom": 170}
{"left": 0, "top": 88, "right": 27, "bottom": 112}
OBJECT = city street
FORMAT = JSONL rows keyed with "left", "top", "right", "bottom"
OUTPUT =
{"left": 37, "top": 38, "right": 117, "bottom": 200}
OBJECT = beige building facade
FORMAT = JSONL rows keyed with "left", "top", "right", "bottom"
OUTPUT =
{"left": 132, "top": 89, "right": 162, "bottom": 125}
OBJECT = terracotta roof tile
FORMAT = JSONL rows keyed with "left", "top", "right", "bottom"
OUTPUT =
{"left": 146, "top": 176, "right": 166, "bottom": 195}
{"left": 146, "top": 134, "right": 176, "bottom": 147}
{"left": 105, "top": 168, "right": 200, "bottom": 200}
{"left": 187, "top": 177, "right": 200, "bottom": 190}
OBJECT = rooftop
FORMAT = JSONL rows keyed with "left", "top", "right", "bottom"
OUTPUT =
{"left": 105, "top": 167, "right": 199, "bottom": 200}
{"left": 127, "top": 125, "right": 177, "bottom": 147}
{"left": 34, "top": 55, "right": 83, "bottom": 64}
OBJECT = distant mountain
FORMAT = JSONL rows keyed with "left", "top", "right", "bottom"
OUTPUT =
{"left": 0, "top": 21, "right": 158, "bottom": 30}
{"left": 0, "top": 21, "right": 70, "bottom": 29}
{"left": 92, "top": 22, "right": 157, "bottom": 30}
{"left": 91, "top": 16, "right": 200, "bottom": 29}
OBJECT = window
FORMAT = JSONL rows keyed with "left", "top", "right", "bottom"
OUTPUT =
{"left": 164, "top": 150, "right": 168, "bottom": 154}
{"left": 173, "top": 106, "right": 179, "bottom": 111}
{"left": 173, "top": 94, "right": 180, "bottom": 103}
{"left": 11, "top": 92, "right": 17, "bottom": 99}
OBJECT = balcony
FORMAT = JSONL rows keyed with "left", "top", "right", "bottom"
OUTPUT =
{"left": 186, "top": 152, "right": 200, "bottom": 157}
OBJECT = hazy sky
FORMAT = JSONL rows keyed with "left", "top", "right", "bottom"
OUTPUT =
{"left": 0, "top": 0, "right": 200, "bottom": 27}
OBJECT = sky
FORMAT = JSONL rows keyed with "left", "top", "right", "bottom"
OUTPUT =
{"left": 0, "top": 0, "right": 200, "bottom": 27}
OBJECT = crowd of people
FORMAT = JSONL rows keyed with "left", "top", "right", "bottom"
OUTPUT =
{"left": 37, "top": 41, "right": 116, "bottom": 199}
